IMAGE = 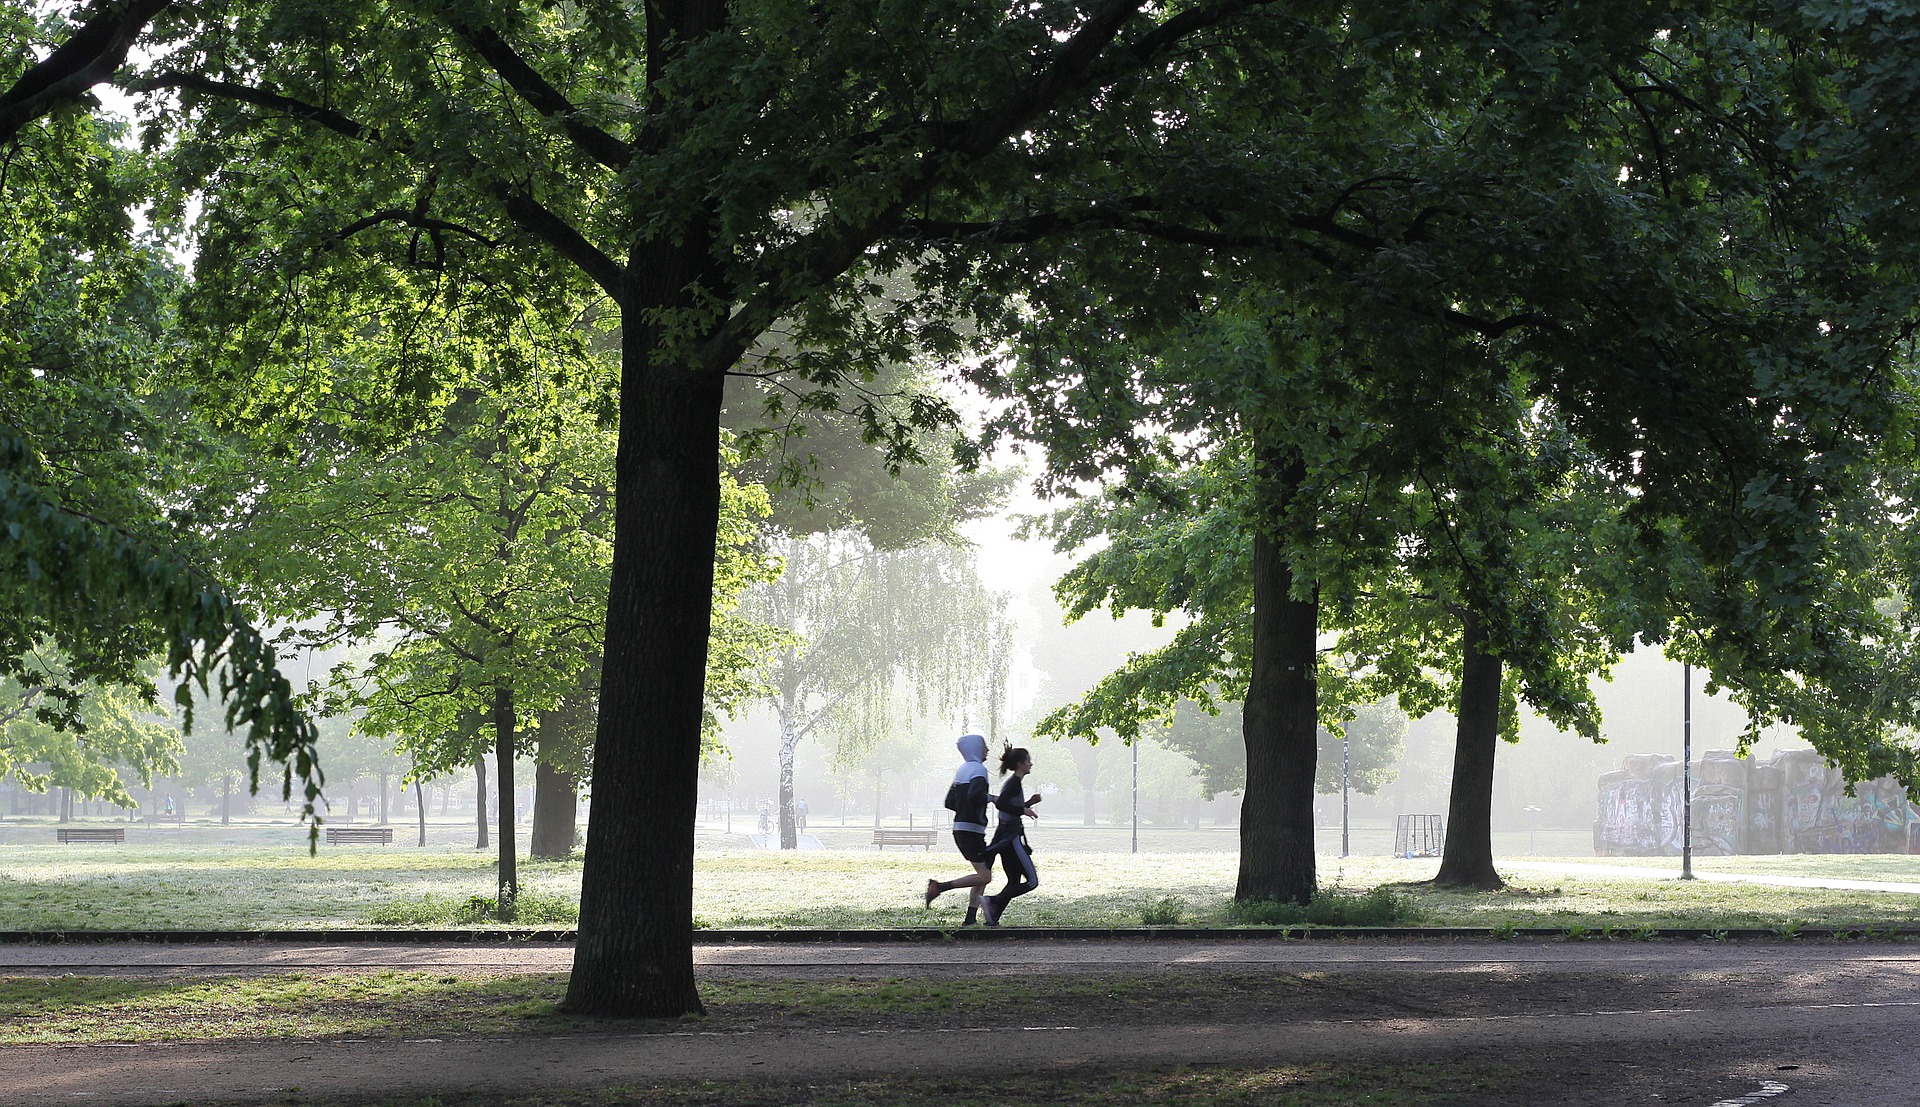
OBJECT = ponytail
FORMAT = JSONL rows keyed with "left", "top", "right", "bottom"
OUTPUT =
{"left": 998, "top": 744, "right": 1030, "bottom": 776}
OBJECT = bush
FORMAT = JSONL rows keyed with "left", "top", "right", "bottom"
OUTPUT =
{"left": 1140, "top": 896, "right": 1186, "bottom": 926}
{"left": 1225, "top": 886, "right": 1416, "bottom": 928}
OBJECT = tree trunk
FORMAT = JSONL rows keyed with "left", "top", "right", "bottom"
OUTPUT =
{"left": 563, "top": 317, "right": 726, "bottom": 1018}
{"left": 415, "top": 778, "right": 427, "bottom": 847}
{"left": 493, "top": 686, "right": 519, "bottom": 921}
{"left": 531, "top": 759, "right": 578, "bottom": 860}
{"left": 475, "top": 756, "right": 489, "bottom": 850}
{"left": 777, "top": 715, "right": 800, "bottom": 850}
{"left": 1236, "top": 450, "right": 1318, "bottom": 905}
{"left": 1434, "top": 609, "right": 1507, "bottom": 890}
{"left": 221, "top": 772, "right": 231, "bottom": 826}
{"left": 378, "top": 770, "right": 389, "bottom": 825}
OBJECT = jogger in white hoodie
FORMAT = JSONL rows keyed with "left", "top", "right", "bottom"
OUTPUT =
{"left": 924, "top": 733, "right": 994, "bottom": 926}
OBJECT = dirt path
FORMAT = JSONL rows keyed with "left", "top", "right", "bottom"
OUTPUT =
{"left": 5, "top": 939, "right": 1917, "bottom": 1105}
{"left": 12, "top": 935, "right": 1920, "bottom": 973}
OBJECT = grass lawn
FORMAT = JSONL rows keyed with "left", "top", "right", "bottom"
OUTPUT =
{"left": 1, "top": 832, "right": 1919, "bottom": 931}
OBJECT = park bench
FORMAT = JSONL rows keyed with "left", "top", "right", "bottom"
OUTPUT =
{"left": 56, "top": 828, "right": 125, "bottom": 844}
{"left": 324, "top": 826, "right": 394, "bottom": 845}
{"left": 871, "top": 827, "right": 938, "bottom": 850}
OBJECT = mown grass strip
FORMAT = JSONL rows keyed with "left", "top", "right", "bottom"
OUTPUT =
{"left": 4, "top": 845, "right": 1920, "bottom": 933}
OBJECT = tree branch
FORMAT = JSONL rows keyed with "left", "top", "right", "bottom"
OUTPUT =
{"left": 130, "top": 70, "right": 383, "bottom": 141}
{"left": 330, "top": 209, "right": 505, "bottom": 249}
{"left": 446, "top": 19, "right": 635, "bottom": 172}
{"left": 699, "top": 0, "right": 1224, "bottom": 374}
{"left": 0, "top": 0, "right": 174, "bottom": 143}
{"left": 129, "top": 72, "right": 626, "bottom": 296}
{"left": 496, "top": 186, "right": 625, "bottom": 297}
{"left": 895, "top": 205, "right": 1558, "bottom": 340}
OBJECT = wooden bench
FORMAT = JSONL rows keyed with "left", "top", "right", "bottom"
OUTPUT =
{"left": 871, "top": 828, "right": 938, "bottom": 850}
{"left": 324, "top": 826, "right": 394, "bottom": 845}
{"left": 56, "top": 828, "right": 125, "bottom": 844}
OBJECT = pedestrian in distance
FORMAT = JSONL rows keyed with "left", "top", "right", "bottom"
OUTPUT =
{"left": 925, "top": 733, "right": 994, "bottom": 925}
{"left": 981, "top": 743, "right": 1040, "bottom": 927}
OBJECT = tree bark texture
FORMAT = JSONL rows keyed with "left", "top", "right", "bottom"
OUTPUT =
{"left": 475, "top": 756, "right": 489, "bottom": 849}
{"left": 562, "top": 0, "right": 731, "bottom": 1017}
{"left": 531, "top": 757, "right": 578, "bottom": 860}
{"left": 777, "top": 717, "right": 800, "bottom": 850}
{"left": 564, "top": 331, "right": 726, "bottom": 1016}
{"left": 1434, "top": 609, "right": 1507, "bottom": 889}
{"left": 1236, "top": 452, "right": 1318, "bottom": 905}
{"left": 493, "top": 686, "right": 520, "bottom": 920}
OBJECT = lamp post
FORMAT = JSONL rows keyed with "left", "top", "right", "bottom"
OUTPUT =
{"left": 1131, "top": 738, "right": 1139, "bottom": 855}
{"left": 1524, "top": 804, "right": 1541, "bottom": 855}
{"left": 1682, "top": 662, "right": 1696, "bottom": 880}
{"left": 1341, "top": 735, "right": 1351, "bottom": 859}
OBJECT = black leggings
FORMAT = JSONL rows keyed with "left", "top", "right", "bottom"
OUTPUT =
{"left": 988, "top": 836, "right": 1038, "bottom": 912}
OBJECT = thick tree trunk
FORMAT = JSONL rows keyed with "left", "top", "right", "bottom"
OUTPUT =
{"left": 377, "top": 771, "right": 389, "bottom": 825}
{"left": 1236, "top": 452, "right": 1318, "bottom": 905}
{"left": 530, "top": 758, "right": 578, "bottom": 860}
{"left": 1434, "top": 610, "right": 1507, "bottom": 890}
{"left": 564, "top": 330, "right": 726, "bottom": 1017}
{"left": 493, "top": 687, "right": 519, "bottom": 920}
{"left": 474, "top": 756, "right": 489, "bottom": 850}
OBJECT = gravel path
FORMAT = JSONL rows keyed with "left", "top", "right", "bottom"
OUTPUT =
{"left": 5, "top": 939, "right": 1918, "bottom": 1105}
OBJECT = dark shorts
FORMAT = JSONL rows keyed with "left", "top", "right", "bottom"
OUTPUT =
{"left": 953, "top": 831, "right": 989, "bottom": 863}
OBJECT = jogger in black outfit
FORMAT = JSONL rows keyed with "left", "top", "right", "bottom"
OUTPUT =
{"left": 981, "top": 744, "right": 1040, "bottom": 927}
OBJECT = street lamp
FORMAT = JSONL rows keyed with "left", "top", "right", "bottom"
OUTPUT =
{"left": 1341, "top": 735, "right": 1350, "bottom": 859}
{"left": 1131, "top": 738, "right": 1139, "bottom": 854}
{"left": 1524, "top": 804, "right": 1541, "bottom": 855}
{"left": 1681, "top": 662, "right": 1696, "bottom": 881}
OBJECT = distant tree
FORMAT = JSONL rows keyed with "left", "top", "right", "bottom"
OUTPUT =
{"left": 223, "top": 361, "right": 777, "bottom": 916}
{"left": 1140, "top": 696, "right": 1404, "bottom": 803}
{"left": 0, "top": 659, "right": 177, "bottom": 815}
{"left": 744, "top": 533, "right": 1010, "bottom": 848}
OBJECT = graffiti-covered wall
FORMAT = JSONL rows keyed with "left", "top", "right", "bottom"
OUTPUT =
{"left": 1595, "top": 749, "right": 1918, "bottom": 856}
